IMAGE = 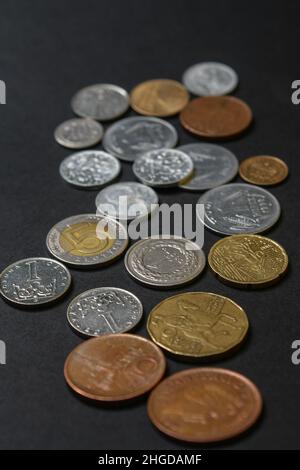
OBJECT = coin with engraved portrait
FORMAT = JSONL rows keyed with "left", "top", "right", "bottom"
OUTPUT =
{"left": 183, "top": 62, "right": 238, "bottom": 96}
{"left": 54, "top": 118, "right": 103, "bottom": 149}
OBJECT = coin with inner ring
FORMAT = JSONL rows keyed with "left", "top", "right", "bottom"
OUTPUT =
{"left": 54, "top": 118, "right": 103, "bottom": 149}
{"left": 239, "top": 155, "right": 289, "bottom": 186}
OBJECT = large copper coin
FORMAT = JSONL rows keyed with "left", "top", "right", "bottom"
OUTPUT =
{"left": 180, "top": 96, "right": 253, "bottom": 139}
{"left": 64, "top": 334, "right": 166, "bottom": 401}
{"left": 148, "top": 368, "right": 262, "bottom": 443}
{"left": 239, "top": 155, "right": 288, "bottom": 185}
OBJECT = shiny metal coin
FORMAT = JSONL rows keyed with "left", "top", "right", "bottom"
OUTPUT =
{"left": 183, "top": 62, "right": 238, "bottom": 96}
{"left": 54, "top": 118, "right": 103, "bottom": 149}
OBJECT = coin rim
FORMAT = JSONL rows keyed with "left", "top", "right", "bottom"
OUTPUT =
{"left": 54, "top": 118, "right": 104, "bottom": 149}
{"left": 239, "top": 155, "right": 289, "bottom": 186}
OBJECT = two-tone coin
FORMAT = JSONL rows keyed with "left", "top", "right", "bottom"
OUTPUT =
{"left": 182, "top": 62, "right": 238, "bottom": 96}
{"left": 239, "top": 155, "right": 289, "bottom": 186}
{"left": 54, "top": 118, "right": 103, "bottom": 149}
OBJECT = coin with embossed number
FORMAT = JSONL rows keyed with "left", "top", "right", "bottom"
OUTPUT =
{"left": 54, "top": 118, "right": 103, "bottom": 149}
{"left": 183, "top": 62, "right": 238, "bottom": 96}
{"left": 239, "top": 155, "right": 289, "bottom": 186}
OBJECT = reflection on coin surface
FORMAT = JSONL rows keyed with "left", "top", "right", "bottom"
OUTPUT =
{"left": 46, "top": 214, "right": 128, "bottom": 267}
{"left": 67, "top": 287, "right": 143, "bottom": 337}
{"left": 125, "top": 237, "right": 206, "bottom": 288}
{"left": 148, "top": 368, "right": 262, "bottom": 443}
{"left": 103, "top": 116, "right": 177, "bottom": 162}
{"left": 147, "top": 292, "right": 248, "bottom": 358}
{"left": 54, "top": 118, "right": 103, "bottom": 149}
{"left": 0, "top": 257, "right": 71, "bottom": 306}
{"left": 208, "top": 234, "right": 288, "bottom": 288}
{"left": 197, "top": 183, "right": 281, "bottom": 235}
{"left": 183, "top": 62, "right": 238, "bottom": 96}
{"left": 64, "top": 334, "right": 166, "bottom": 401}
{"left": 71, "top": 84, "right": 129, "bottom": 121}
{"left": 239, "top": 155, "right": 289, "bottom": 186}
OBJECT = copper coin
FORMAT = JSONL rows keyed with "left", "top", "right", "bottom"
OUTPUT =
{"left": 64, "top": 334, "right": 166, "bottom": 402}
{"left": 180, "top": 96, "right": 253, "bottom": 139}
{"left": 239, "top": 155, "right": 288, "bottom": 185}
{"left": 148, "top": 368, "right": 262, "bottom": 443}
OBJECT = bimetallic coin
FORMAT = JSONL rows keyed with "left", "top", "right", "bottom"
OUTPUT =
{"left": 183, "top": 62, "right": 238, "bottom": 96}
{"left": 197, "top": 183, "right": 281, "bottom": 235}
{"left": 54, "top": 118, "right": 103, "bottom": 149}
{"left": 239, "top": 155, "right": 289, "bottom": 186}
{"left": 103, "top": 116, "right": 178, "bottom": 162}
{"left": 0, "top": 257, "right": 71, "bottom": 306}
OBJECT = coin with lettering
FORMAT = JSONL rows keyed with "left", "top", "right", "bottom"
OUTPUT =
{"left": 54, "top": 118, "right": 103, "bottom": 149}
{"left": 239, "top": 155, "right": 289, "bottom": 186}
{"left": 182, "top": 62, "right": 238, "bottom": 96}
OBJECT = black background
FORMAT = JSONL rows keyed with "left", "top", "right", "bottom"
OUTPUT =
{"left": 0, "top": 0, "right": 299, "bottom": 450}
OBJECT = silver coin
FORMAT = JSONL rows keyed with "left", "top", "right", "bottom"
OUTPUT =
{"left": 178, "top": 143, "right": 238, "bottom": 191}
{"left": 197, "top": 183, "right": 281, "bottom": 235}
{"left": 46, "top": 214, "right": 128, "bottom": 267}
{"left": 103, "top": 116, "right": 177, "bottom": 162}
{"left": 67, "top": 287, "right": 143, "bottom": 337}
{"left": 0, "top": 257, "right": 71, "bottom": 306}
{"left": 71, "top": 84, "right": 129, "bottom": 121}
{"left": 124, "top": 237, "right": 206, "bottom": 288}
{"left": 183, "top": 62, "right": 238, "bottom": 96}
{"left": 59, "top": 150, "right": 121, "bottom": 189}
{"left": 54, "top": 118, "right": 103, "bottom": 149}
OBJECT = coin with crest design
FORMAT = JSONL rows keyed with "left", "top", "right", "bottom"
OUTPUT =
{"left": 239, "top": 155, "right": 288, "bottom": 186}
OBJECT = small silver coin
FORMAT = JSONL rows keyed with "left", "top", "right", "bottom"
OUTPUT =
{"left": 197, "top": 183, "right": 281, "bottom": 235}
{"left": 183, "top": 62, "right": 238, "bottom": 96}
{"left": 124, "top": 237, "right": 206, "bottom": 288}
{"left": 0, "top": 257, "right": 71, "bottom": 306}
{"left": 178, "top": 143, "right": 238, "bottom": 191}
{"left": 103, "top": 116, "right": 178, "bottom": 162}
{"left": 59, "top": 150, "right": 121, "bottom": 189}
{"left": 67, "top": 287, "right": 143, "bottom": 337}
{"left": 54, "top": 118, "right": 103, "bottom": 149}
{"left": 71, "top": 84, "right": 129, "bottom": 121}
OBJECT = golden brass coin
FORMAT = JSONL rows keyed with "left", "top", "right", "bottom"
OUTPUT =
{"left": 147, "top": 292, "right": 249, "bottom": 359}
{"left": 208, "top": 234, "right": 288, "bottom": 288}
{"left": 130, "top": 79, "right": 189, "bottom": 117}
{"left": 239, "top": 155, "right": 288, "bottom": 185}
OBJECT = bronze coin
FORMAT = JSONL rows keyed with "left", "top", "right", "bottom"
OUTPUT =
{"left": 239, "top": 155, "right": 288, "bottom": 185}
{"left": 148, "top": 368, "right": 262, "bottom": 443}
{"left": 180, "top": 96, "right": 253, "bottom": 139}
{"left": 64, "top": 334, "right": 166, "bottom": 401}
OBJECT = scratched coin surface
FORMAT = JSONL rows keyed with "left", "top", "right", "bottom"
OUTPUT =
{"left": 148, "top": 368, "right": 263, "bottom": 443}
{"left": 182, "top": 62, "right": 238, "bottom": 96}
{"left": 64, "top": 334, "right": 166, "bottom": 401}
{"left": 0, "top": 257, "right": 71, "bottom": 306}
{"left": 208, "top": 234, "right": 288, "bottom": 288}
{"left": 197, "top": 183, "right": 281, "bottom": 235}
{"left": 239, "top": 155, "right": 289, "bottom": 186}
{"left": 54, "top": 118, "right": 103, "bottom": 149}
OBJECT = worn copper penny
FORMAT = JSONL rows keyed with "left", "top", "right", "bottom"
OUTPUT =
{"left": 239, "top": 155, "right": 288, "bottom": 185}
{"left": 64, "top": 334, "right": 166, "bottom": 401}
{"left": 180, "top": 96, "right": 253, "bottom": 139}
{"left": 148, "top": 368, "right": 262, "bottom": 443}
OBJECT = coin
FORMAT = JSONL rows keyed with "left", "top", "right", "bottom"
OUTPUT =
{"left": 71, "top": 84, "right": 129, "bottom": 121}
{"left": 178, "top": 143, "right": 238, "bottom": 191}
{"left": 46, "top": 214, "right": 128, "bottom": 267}
{"left": 64, "top": 334, "right": 166, "bottom": 401}
{"left": 147, "top": 292, "right": 248, "bottom": 358}
{"left": 59, "top": 150, "right": 121, "bottom": 189}
{"left": 182, "top": 62, "right": 238, "bottom": 96}
{"left": 124, "top": 237, "right": 206, "bottom": 288}
{"left": 208, "top": 234, "right": 288, "bottom": 288}
{"left": 133, "top": 149, "right": 194, "bottom": 187}
{"left": 0, "top": 257, "right": 71, "bottom": 306}
{"left": 130, "top": 79, "right": 189, "bottom": 117}
{"left": 103, "top": 116, "right": 178, "bottom": 162}
{"left": 239, "top": 155, "right": 289, "bottom": 186}
{"left": 147, "top": 368, "right": 262, "bottom": 443}
{"left": 197, "top": 183, "right": 281, "bottom": 235}
{"left": 180, "top": 96, "right": 253, "bottom": 139}
{"left": 54, "top": 118, "right": 103, "bottom": 149}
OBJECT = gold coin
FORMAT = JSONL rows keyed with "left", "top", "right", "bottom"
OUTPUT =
{"left": 208, "top": 234, "right": 288, "bottom": 288}
{"left": 239, "top": 155, "right": 288, "bottom": 185}
{"left": 130, "top": 79, "right": 189, "bottom": 117}
{"left": 147, "top": 292, "right": 249, "bottom": 359}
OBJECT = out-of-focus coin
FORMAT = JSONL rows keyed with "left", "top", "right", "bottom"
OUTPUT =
{"left": 125, "top": 237, "right": 206, "bottom": 288}
{"left": 54, "top": 118, "right": 103, "bottom": 149}
{"left": 208, "top": 234, "right": 288, "bottom": 288}
{"left": 180, "top": 96, "right": 252, "bottom": 139}
{"left": 178, "top": 143, "right": 238, "bottom": 191}
{"left": 130, "top": 79, "right": 189, "bottom": 117}
{"left": 0, "top": 257, "right": 71, "bottom": 306}
{"left": 197, "top": 183, "right": 281, "bottom": 235}
{"left": 71, "top": 84, "right": 129, "bottom": 121}
{"left": 148, "top": 368, "right": 262, "bottom": 443}
{"left": 239, "top": 155, "right": 289, "bottom": 186}
{"left": 183, "top": 62, "right": 238, "bottom": 96}
{"left": 64, "top": 333, "right": 166, "bottom": 401}
{"left": 67, "top": 287, "right": 143, "bottom": 337}
{"left": 46, "top": 214, "right": 128, "bottom": 267}
{"left": 147, "top": 292, "right": 248, "bottom": 358}
{"left": 103, "top": 116, "right": 177, "bottom": 162}
{"left": 59, "top": 150, "right": 121, "bottom": 189}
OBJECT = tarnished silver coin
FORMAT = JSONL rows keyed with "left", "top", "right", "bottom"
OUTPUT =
{"left": 183, "top": 62, "right": 238, "bottom": 96}
{"left": 71, "top": 84, "right": 129, "bottom": 121}
{"left": 197, "top": 183, "right": 281, "bottom": 235}
{"left": 178, "top": 143, "right": 238, "bottom": 191}
{"left": 124, "top": 237, "right": 206, "bottom": 288}
{"left": 67, "top": 287, "right": 143, "bottom": 337}
{"left": 59, "top": 150, "right": 121, "bottom": 189}
{"left": 0, "top": 257, "right": 71, "bottom": 306}
{"left": 103, "top": 116, "right": 178, "bottom": 162}
{"left": 54, "top": 118, "right": 103, "bottom": 149}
